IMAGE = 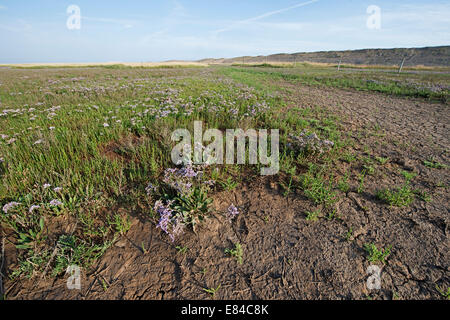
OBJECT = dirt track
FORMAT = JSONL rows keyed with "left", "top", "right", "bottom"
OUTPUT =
{"left": 5, "top": 82, "right": 449, "bottom": 300}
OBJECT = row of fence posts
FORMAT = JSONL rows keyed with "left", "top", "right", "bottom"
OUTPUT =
{"left": 239, "top": 55, "right": 407, "bottom": 74}
{"left": 336, "top": 56, "right": 407, "bottom": 73}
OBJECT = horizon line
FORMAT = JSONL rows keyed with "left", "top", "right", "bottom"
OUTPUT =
{"left": 1, "top": 44, "right": 448, "bottom": 65}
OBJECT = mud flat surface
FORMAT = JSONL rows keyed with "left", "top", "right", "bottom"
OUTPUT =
{"left": 4, "top": 77, "right": 448, "bottom": 300}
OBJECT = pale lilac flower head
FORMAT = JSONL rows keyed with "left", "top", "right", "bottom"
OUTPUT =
{"left": 49, "top": 199, "right": 63, "bottom": 207}
{"left": 154, "top": 201, "right": 172, "bottom": 232}
{"left": 3, "top": 201, "right": 20, "bottom": 213}
{"left": 29, "top": 205, "right": 40, "bottom": 213}
{"left": 154, "top": 200, "right": 184, "bottom": 242}
{"left": 43, "top": 183, "right": 51, "bottom": 189}
{"left": 163, "top": 166, "right": 200, "bottom": 196}
{"left": 227, "top": 204, "right": 239, "bottom": 220}
{"left": 53, "top": 187, "right": 62, "bottom": 192}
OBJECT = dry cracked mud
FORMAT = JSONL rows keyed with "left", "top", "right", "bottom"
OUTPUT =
{"left": 4, "top": 80, "right": 449, "bottom": 300}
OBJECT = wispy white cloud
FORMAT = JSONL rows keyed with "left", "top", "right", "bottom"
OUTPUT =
{"left": 140, "top": 1, "right": 191, "bottom": 45}
{"left": 135, "top": 0, "right": 449, "bottom": 60}
{"left": 0, "top": 5, "right": 7, "bottom": 10}
{"left": 248, "top": 21, "right": 307, "bottom": 32}
{"left": 82, "top": 16, "right": 138, "bottom": 29}
{"left": 213, "top": 0, "right": 319, "bottom": 35}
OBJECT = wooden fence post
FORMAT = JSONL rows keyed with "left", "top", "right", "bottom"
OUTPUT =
{"left": 398, "top": 57, "right": 405, "bottom": 73}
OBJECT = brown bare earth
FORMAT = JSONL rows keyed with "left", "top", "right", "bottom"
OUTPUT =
{"left": 4, "top": 80, "right": 449, "bottom": 300}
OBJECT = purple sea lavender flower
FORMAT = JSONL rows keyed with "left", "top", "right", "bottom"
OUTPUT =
{"left": 3, "top": 201, "right": 20, "bottom": 213}
{"left": 178, "top": 166, "right": 198, "bottom": 178}
{"left": 154, "top": 200, "right": 185, "bottom": 242}
{"left": 154, "top": 200, "right": 173, "bottom": 234}
{"left": 49, "top": 199, "right": 63, "bottom": 207}
{"left": 163, "top": 166, "right": 201, "bottom": 196}
{"left": 227, "top": 204, "right": 239, "bottom": 220}
{"left": 29, "top": 205, "right": 40, "bottom": 213}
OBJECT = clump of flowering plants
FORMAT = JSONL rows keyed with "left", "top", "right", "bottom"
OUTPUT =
{"left": 286, "top": 131, "right": 334, "bottom": 156}
{"left": 1, "top": 201, "right": 46, "bottom": 249}
{"left": 147, "top": 164, "right": 214, "bottom": 241}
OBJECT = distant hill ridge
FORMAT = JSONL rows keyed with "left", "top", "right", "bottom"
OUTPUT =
{"left": 199, "top": 46, "right": 450, "bottom": 67}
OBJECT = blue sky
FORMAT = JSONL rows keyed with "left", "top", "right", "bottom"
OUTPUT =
{"left": 0, "top": 0, "right": 449, "bottom": 63}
